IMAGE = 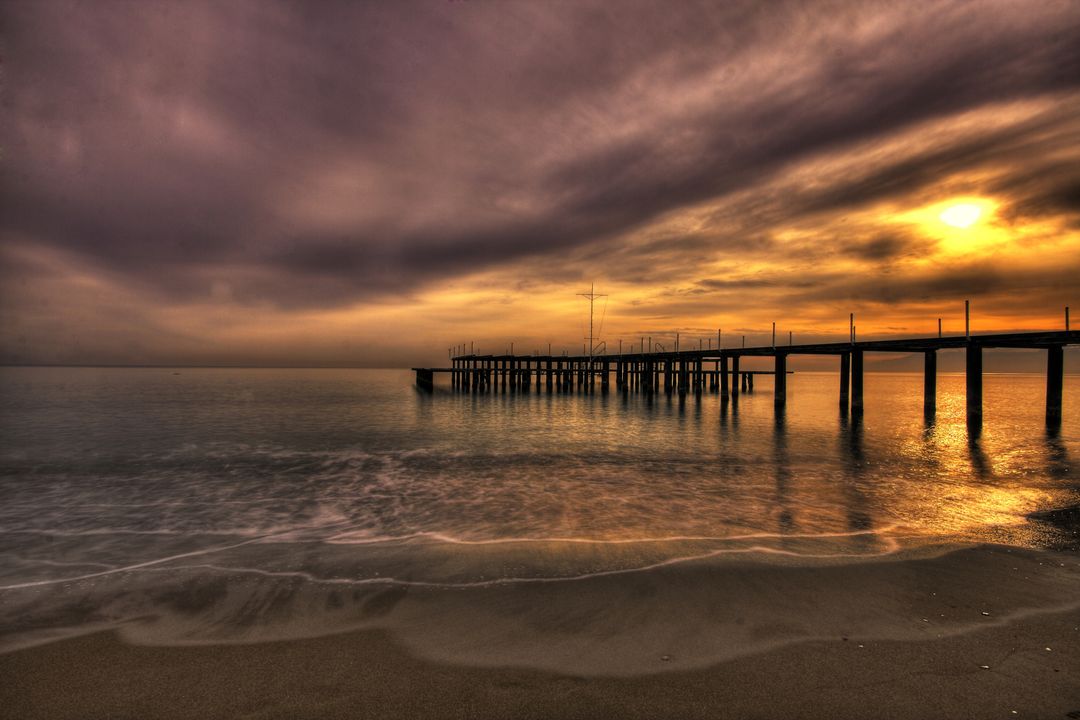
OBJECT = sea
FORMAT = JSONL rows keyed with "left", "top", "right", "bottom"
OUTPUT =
{"left": 1, "top": 366, "right": 1077, "bottom": 672}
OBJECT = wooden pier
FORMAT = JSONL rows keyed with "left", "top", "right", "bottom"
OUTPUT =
{"left": 415, "top": 330, "right": 1076, "bottom": 427}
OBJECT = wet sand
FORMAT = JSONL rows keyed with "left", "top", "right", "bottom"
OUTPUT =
{"left": 3, "top": 544, "right": 1079, "bottom": 719}
{"left": 2, "top": 611, "right": 1078, "bottom": 720}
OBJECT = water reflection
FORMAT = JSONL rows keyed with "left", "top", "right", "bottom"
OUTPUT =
{"left": 2, "top": 368, "right": 1078, "bottom": 579}
{"left": 967, "top": 434, "right": 992, "bottom": 479}
{"left": 838, "top": 417, "right": 875, "bottom": 545}
{"left": 772, "top": 405, "right": 795, "bottom": 533}
{"left": 1044, "top": 432, "right": 1073, "bottom": 482}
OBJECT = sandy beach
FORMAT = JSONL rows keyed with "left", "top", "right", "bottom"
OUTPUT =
{"left": 3, "top": 543, "right": 1078, "bottom": 720}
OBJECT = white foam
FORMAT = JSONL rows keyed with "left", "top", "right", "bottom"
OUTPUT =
{"left": 324, "top": 524, "right": 903, "bottom": 547}
{"left": 0, "top": 520, "right": 354, "bottom": 591}
{"left": 142, "top": 537, "right": 903, "bottom": 590}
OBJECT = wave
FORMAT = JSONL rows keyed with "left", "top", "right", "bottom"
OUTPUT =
{"left": 324, "top": 524, "right": 903, "bottom": 546}
{"left": 138, "top": 537, "right": 904, "bottom": 589}
{"left": 0, "top": 520, "right": 355, "bottom": 591}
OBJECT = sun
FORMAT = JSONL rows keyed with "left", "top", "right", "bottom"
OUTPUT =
{"left": 889, "top": 196, "right": 1003, "bottom": 257}
{"left": 939, "top": 203, "right": 983, "bottom": 228}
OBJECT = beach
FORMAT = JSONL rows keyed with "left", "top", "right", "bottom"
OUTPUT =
{"left": 3, "top": 543, "right": 1078, "bottom": 719}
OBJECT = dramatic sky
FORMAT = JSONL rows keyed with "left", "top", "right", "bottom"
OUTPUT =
{"left": 2, "top": 0, "right": 1079, "bottom": 367}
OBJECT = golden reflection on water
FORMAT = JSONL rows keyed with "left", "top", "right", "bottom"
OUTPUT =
{"left": 875, "top": 375, "right": 1073, "bottom": 546}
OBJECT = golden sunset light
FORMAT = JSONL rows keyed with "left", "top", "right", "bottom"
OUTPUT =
{"left": 939, "top": 202, "right": 984, "bottom": 228}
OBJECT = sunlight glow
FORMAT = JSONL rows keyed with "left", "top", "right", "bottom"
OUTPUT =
{"left": 888, "top": 196, "right": 1005, "bottom": 257}
{"left": 939, "top": 203, "right": 982, "bottom": 228}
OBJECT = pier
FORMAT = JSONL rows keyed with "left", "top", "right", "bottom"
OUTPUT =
{"left": 416, "top": 329, "right": 1076, "bottom": 427}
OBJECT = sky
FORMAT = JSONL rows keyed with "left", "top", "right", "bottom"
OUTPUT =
{"left": 2, "top": 0, "right": 1079, "bottom": 368}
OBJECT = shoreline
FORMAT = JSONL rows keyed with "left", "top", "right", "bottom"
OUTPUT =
{"left": 3, "top": 607, "right": 1077, "bottom": 720}
{"left": 3, "top": 543, "right": 1079, "bottom": 718}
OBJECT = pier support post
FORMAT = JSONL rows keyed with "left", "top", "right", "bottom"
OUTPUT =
{"left": 1047, "top": 345, "right": 1064, "bottom": 427}
{"left": 731, "top": 356, "right": 740, "bottom": 397}
{"left": 923, "top": 350, "right": 937, "bottom": 418}
{"left": 966, "top": 344, "right": 982, "bottom": 426}
{"left": 602, "top": 359, "right": 610, "bottom": 393}
{"left": 839, "top": 352, "right": 850, "bottom": 410}
{"left": 720, "top": 355, "right": 729, "bottom": 400}
{"left": 851, "top": 350, "right": 864, "bottom": 414}
{"left": 774, "top": 354, "right": 787, "bottom": 407}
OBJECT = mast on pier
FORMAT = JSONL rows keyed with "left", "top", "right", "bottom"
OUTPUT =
{"left": 577, "top": 283, "right": 608, "bottom": 360}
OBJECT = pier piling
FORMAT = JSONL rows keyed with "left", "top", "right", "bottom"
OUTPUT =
{"left": 1047, "top": 345, "right": 1064, "bottom": 426}
{"left": 851, "top": 350, "right": 864, "bottom": 414}
{"left": 839, "top": 352, "right": 850, "bottom": 409}
{"left": 774, "top": 354, "right": 786, "bottom": 406}
{"left": 966, "top": 344, "right": 982, "bottom": 426}
{"left": 720, "top": 355, "right": 729, "bottom": 400}
{"left": 923, "top": 350, "right": 936, "bottom": 418}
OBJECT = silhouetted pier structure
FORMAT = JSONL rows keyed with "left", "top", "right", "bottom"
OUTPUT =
{"left": 415, "top": 329, "right": 1076, "bottom": 428}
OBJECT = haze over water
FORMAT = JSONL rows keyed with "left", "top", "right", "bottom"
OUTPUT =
{"left": 1, "top": 366, "right": 1077, "bottom": 671}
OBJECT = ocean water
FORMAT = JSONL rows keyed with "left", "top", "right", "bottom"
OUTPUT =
{"left": 1, "top": 366, "right": 1078, "bottom": 671}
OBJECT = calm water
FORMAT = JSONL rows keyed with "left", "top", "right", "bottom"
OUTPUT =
{"left": 1, "top": 366, "right": 1077, "bottom": 657}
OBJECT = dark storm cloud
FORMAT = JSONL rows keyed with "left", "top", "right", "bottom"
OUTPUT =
{"left": 3, "top": 0, "right": 1080, "bottom": 314}
{"left": 791, "top": 261, "right": 1080, "bottom": 309}
{"left": 783, "top": 110, "right": 1078, "bottom": 220}
{"left": 838, "top": 232, "right": 936, "bottom": 262}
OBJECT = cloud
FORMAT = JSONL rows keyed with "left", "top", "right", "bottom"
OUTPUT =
{"left": 3, "top": 0, "right": 1080, "bottom": 364}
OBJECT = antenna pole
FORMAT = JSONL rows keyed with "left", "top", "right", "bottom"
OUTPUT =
{"left": 589, "top": 284, "right": 593, "bottom": 360}
{"left": 577, "top": 282, "right": 608, "bottom": 361}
